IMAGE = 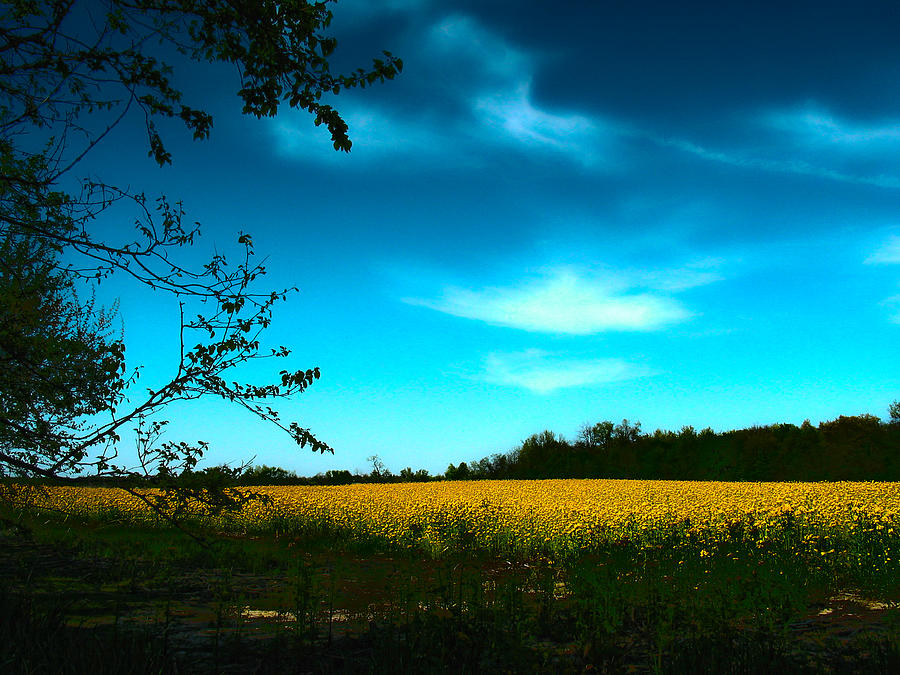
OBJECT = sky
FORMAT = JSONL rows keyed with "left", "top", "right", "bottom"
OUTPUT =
{"left": 67, "top": 0, "right": 900, "bottom": 476}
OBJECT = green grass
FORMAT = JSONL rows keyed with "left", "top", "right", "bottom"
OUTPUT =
{"left": 3, "top": 504, "right": 900, "bottom": 673}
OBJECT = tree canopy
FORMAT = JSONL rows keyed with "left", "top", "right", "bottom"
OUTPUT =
{"left": 0, "top": 0, "right": 401, "bottom": 486}
{"left": 445, "top": 405, "right": 900, "bottom": 483}
{"left": 0, "top": 231, "right": 126, "bottom": 477}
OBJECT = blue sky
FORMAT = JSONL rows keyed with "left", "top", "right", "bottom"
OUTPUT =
{"left": 73, "top": 0, "right": 899, "bottom": 476}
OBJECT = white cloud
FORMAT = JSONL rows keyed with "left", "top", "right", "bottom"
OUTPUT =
{"left": 481, "top": 349, "right": 651, "bottom": 394}
{"left": 404, "top": 265, "right": 712, "bottom": 334}
{"left": 658, "top": 137, "right": 900, "bottom": 189}
{"left": 766, "top": 105, "right": 900, "bottom": 148}
{"left": 431, "top": 15, "right": 611, "bottom": 163}
{"left": 271, "top": 13, "right": 614, "bottom": 166}
{"left": 636, "top": 258, "right": 725, "bottom": 292}
{"left": 270, "top": 102, "right": 463, "bottom": 164}
{"left": 474, "top": 81, "right": 600, "bottom": 160}
{"left": 864, "top": 236, "right": 900, "bottom": 323}
{"left": 337, "top": 0, "right": 431, "bottom": 16}
{"left": 427, "top": 15, "right": 529, "bottom": 83}
{"left": 865, "top": 235, "right": 900, "bottom": 265}
{"left": 269, "top": 32, "right": 900, "bottom": 184}
{"left": 269, "top": 104, "right": 493, "bottom": 172}
{"left": 660, "top": 103, "right": 900, "bottom": 189}
{"left": 878, "top": 294, "right": 900, "bottom": 324}
{"left": 642, "top": 103, "right": 900, "bottom": 189}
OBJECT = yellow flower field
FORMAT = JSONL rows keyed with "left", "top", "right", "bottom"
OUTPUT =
{"left": 8, "top": 480, "right": 900, "bottom": 563}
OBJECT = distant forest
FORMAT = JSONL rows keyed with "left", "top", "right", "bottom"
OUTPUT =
{"left": 48, "top": 401, "right": 900, "bottom": 486}
{"left": 446, "top": 409, "right": 900, "bottom": 483}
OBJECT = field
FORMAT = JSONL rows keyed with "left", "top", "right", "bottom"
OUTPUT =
{"left": 4, "top": 479, "right": 900, "bottom": 672}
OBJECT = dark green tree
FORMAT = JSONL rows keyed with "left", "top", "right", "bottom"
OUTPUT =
{"left": 322, "top": 469, "right": 353, "bottom": 484}
{"left": 239, "top": 464, "right": 299, "bottom": 485}
{"left": 0, "top": 231, "right": 126, "bottom": 477}
{"left": 398, "top": 466, "right": 430, "bottom": 482}
{"left": 445, "top": 462, "right": 470, "bottom": 480}
{"left": 516, "top": 430, "right": 570, "bottom": 478}
{"left": 0, "top": 0, "right": 401, "bottom": 498}
{"left": 577, "top": 421, "right": 614, "bottom": 449}
{"left": 818, "top": 414, "right": 885, "bottom": 480}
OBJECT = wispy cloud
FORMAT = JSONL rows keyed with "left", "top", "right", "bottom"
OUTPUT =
{"left": 474, "top": 81, "right": 601, "bottom": 161}
{"left": 427, "top": 14, "right": 617, "bottom": 164}
{"left": 658, "top": 137, "right": 900, "bottom": 189}
{"left": 877, "top": 294, "right": 900, "bottom": 324}
{"left": 270, "top": 102, "right": 467, "bottom": 165}
{"left": 481, "top": 349, "right": 651, "bottom": 393}
{"left": 271, "top": 16, "right": 900, "bottom": 190}
{"left": 404, "top": 264, "right": 718, "bottom": 334}
{"left": 271, "top": 13, "right": 615, "bottom": 166}
{"left": 431, "top": 16, "right": 612, "bottom": 163}
{"left": 635, "top": 258, "right": 725, "bottom": 292}
{"left": 864, "top": 235, "right": 900, "bottom": 323}
{"left": 661, "top": 103, "right": 900, "bottom": 189}
{"left": 765, "top": 105, "right": 900, "bottom": 148}
{"left": 336, "top": 0, "right": 432, "bottom": 19}
{"left": 427, "top": 15, "right": 530, "bottom": 85}
{"left": 865, "top": 235, "right": 900, "bottom": 265}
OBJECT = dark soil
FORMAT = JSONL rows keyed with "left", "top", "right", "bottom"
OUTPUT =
{"left": 2, "top": 527, "right": 899, "bottom": 673}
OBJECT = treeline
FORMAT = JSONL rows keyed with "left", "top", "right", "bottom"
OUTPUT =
{"left": 449, "top": 405, "right": 900, "bottom": 482}
{"left": 28, "top": 462, "right": 436, "bottom": 488}
{"left": 20, "top": 403, "right": 900, "bottom": 486}
{"left": 236, "top": 464, "right": 434, "bottom": 485}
